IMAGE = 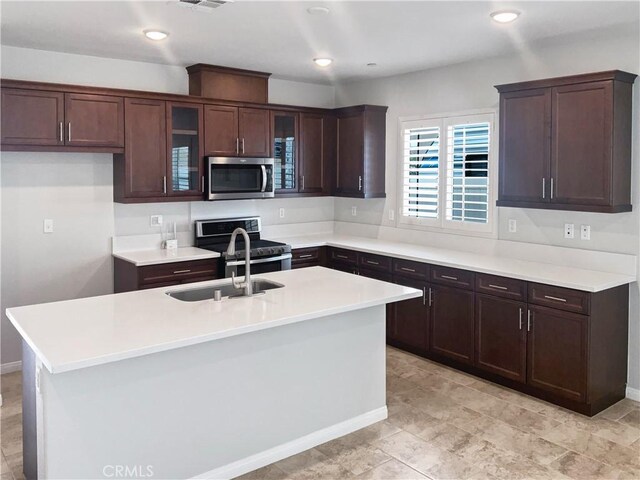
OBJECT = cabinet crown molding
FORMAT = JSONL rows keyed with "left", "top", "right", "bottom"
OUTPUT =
{"left": 495, "top": 70, "right": 637, "bottom": 93}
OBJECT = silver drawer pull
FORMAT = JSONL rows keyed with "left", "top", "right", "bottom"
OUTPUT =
{"left": 544, "top": 295, "right": 567, "bottom": 303}
{"left": 336, "top": 255, "right": 349, "bottom": 260}
{"left": 489, "top": 284, "right": 508, "bottom": 290}
{"left": 173, "top": 269, "right": 191, "bottom": 274}
{"left": 298, "top": 254, "right": 314, "bottom": 259}
{"left": 441, "top": 275, "right": 458, "bottom": 281}
{"left": 400, "top": 267, "right": 416, "bottom": 273}
{"left": 366, "top": 260, "right": 380, "bottom": 265}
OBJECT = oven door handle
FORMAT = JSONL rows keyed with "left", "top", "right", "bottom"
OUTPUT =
{"left": 226, "top": 253, "right": 292, "bottom": 267}
{"left": 260, "top": 165, "right": 267, "bottom": 192}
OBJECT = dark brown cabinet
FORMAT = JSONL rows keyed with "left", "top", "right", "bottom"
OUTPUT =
{"left": 1, "top": 89, "right": 124, "bottom": 149}
{"left": 167, "top": 102, "right": 204, "bottom": 197}
{"left": 272, "top": 110, "right": 299, "bottom": 192}
{"left": 475, "top": 294, "right": 527, "bottom": 382}
{"left": 391, "top": 276, "right": 429, "bottom": 352}
{"left": 114, "top": 257, "right": 218, "bottom": 293}
{"left": 335, "top": 105, "right": 387, "bottom": 198}
{"left": 65, "top": 93, "right": 124, "bottom": 148}
{"left": 291, "top": 247, "right": 324, "bottom": 269}
{"left": 527, "top": 305, "right": 587, "bottom": 401}
{"left": 299, "top": 113, "right": 335, "bottom": 194}
{"left": 496, "top": 71, "right": 636, "bottom": 213}
{"left": 203, "top": 105, "right": 238, "bottom": 156}
{"left": 430, "top": 284, "right": 475, "bottom": 364}
{"left": 1, "top": 88, "right": 64, "bottom": 146}
{"left": 115, "top": 98, "right": 167, "bottom": 200}
{"left": 204, "top": 105, "right": 269, "bottom": 157}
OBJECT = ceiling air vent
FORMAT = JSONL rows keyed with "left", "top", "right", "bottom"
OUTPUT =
{"left": 178, "top": 0, "right": 233, "bottom": 10}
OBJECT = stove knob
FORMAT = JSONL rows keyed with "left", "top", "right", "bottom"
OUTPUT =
{"left": 258, "top": 248, "right": 264, "bottom": 255}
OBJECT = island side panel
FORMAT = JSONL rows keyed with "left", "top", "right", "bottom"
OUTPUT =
{"left": 39, "top": 306, "right": 387, "bottom": 479}
{"left": 21, "top": 340, "right": 37, "bottom": 480}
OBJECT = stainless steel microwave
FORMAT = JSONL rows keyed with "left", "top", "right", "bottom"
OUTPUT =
{"left": 207, "top": 157, "right": 275, "bottom": 200}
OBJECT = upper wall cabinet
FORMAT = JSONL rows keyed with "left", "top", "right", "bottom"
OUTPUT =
{"left": 334, "top": 105, "right": 388, "bottom": 198}
{"left": 203, "top": 105, "right": 270, "bottom": 157}
{"left": 299, "top": 112, "right": 336, "bottom": 195}
{"left": 1, "top": 88, "right": 124, "bottom": 150}
{"left": 496, "top": 70, "right": 636, "bottom": 213}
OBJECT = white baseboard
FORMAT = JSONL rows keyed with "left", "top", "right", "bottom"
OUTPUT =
{"left": 0, "top": 361, "right": 22, "bottom": 375}
{"left": 192, "top": 406, "right": 388, "bottom": 480}
{"left": 626, "top": 387, "right": 640, "bottom": 402}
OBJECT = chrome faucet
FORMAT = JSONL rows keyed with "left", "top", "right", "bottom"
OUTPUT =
{"left": 226, "top": 227, "right": 253, "bottom": 297}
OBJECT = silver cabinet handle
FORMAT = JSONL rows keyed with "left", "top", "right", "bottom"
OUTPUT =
{"left": 542, "top": 178, "right": 546, "bottom": 199}
{"left": 489, "top": 284, "right": 508, "bottom": 290}
{"left": 428, "top": 287, "right": 433, "bottom": 307}
{"left": 242, "top": 138, "right": 245, "bottom": 154}
{"left": 441, "top": 275, "right": 458, "bottom": 281}
{"left": 422, "top": 287, "right": 426, "bottom": 306}
{"left": 366, "top": 260, "right": 379, "bottom": 265}
{"left": 527, "top": 309, "right": 532, "bottom": 332}
{"left": 59, "top": 122, "right": 63, "bottom": 142}
{"left": 358, "top": 175, "right": 363, "bottom": 191}
{"left": 298, "top": 254, "right": 314, "bottom": 259}
{"left": 201, "top": 175, "right": 205, "bottom": 193}
{"left": 302, "top": 175, "right": 305, "bottom": 191}
{"left": 550, "top": 178, "right": 554, "bottom": 199}
{"left": 236, "top": 138, "right": 239, "bottom": 155}
{"left": 173, "top": 269, "right": 191, "bottom": 274}
{"left": 519, "top": 307, "right": 523, "bottom": 330}
{"left": 163, "top": 176, "right": 167, "bottom": 194}
{"left": 544, "top": 295, "right": 567, "bottom": 303}
{"left": 401, "top": 267, "right": 416, "bottom": 273}
{"left": 68, "top": 122, "right": 71, "bottom": 142}
{"left": 336, "top": 254, "right": 349, "bottom": 260}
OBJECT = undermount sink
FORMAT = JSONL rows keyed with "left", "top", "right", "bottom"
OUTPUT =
{"left": 166, "top": 279, "right": 284, "bottom": 302}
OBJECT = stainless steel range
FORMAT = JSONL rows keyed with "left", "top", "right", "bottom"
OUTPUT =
{"left": 194, "top": 217, "right": 292, "bottom": 278}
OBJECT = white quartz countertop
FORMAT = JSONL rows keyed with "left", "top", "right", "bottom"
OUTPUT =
{"left": 7, "top": 267, "right": 420, "bottom": 374}
{"left": 270, "top": 233, "right": 635, "bottom": 293}
{"left": 113, "top": 247, "right": 219, "bottom": 266}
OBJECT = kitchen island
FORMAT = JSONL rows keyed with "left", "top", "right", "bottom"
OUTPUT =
{"left": 7, "top": 267, "right": 420, "bottom": 480}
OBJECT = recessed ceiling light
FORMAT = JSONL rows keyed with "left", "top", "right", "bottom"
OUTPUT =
{"left": 490, "top": 10, "right": 520, "bottom": 23}
{"left": 307, "top": 6, "right": 330, "bottom": 15}
{"left": 313, "top": 58, "right": 333, "bottom": 67}
{"left": 144, "top": 30, "right": 169, "bottom": 41}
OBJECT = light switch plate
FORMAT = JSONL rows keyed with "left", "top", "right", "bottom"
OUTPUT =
{"left": 43, "top": 219, "right": 54, "bottom": 233}
{"left": 150, "top": 215, "right": 163, "bottom": 227}
{"left": 581, "top": 224, "right": 591, "bottom": 240}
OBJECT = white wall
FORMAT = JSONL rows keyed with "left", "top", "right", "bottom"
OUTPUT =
{"left": 0, "top": 46, "right": 336, "bottom": 366}
{"left": 334, "top": 24, "right": 640, "bottom": 390}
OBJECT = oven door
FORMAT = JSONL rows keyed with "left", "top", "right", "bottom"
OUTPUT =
{"left": 225, "top": 254, "right": 292, "bottom": 277}
{"left": 208, "top": 157, "right": 274, "bottom": 200}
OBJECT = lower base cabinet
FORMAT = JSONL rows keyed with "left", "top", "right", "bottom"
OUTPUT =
{"left": 323, "top": 246, "right": 628, "bottom": 416}
{"left": 476, "top": 294, "right": 527, "bottom": 382}
{"left": 430, "top": 285, "right": 475, "bottom": 365}
{"left": 527, "top": 305, "right": 587, "bottom": 402}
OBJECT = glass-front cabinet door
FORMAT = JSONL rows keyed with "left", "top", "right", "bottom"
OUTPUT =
{"left": 271, "top": 111, "right": 299, "bottom": 192}
{"left": 168, "top": 103, "right": 204, "bottom": 196}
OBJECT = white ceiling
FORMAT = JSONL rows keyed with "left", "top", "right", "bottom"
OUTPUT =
{"left": 1, "top": 1, "right": 638, "bottom": 84}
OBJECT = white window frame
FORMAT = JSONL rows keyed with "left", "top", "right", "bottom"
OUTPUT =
{"left": 397, "top": 109, "right": 498, "bottom": 238}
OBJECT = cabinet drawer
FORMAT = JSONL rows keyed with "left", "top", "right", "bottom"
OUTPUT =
{"left": 138, "top": 259, "right": 217, "bottom": 286}
{"left": 292, "top": 247, "right": 321, "bottom": 263}
{"left": 528, "top": 283, "right": 590, "bottom": 315}
{"left": 359, "top": 252, "right": 392, "bottom": 272}
{"left": 329, "top": 247, "right": 358, "bottom": 265}
{"left": 393, "top": 258, "right": 429, "bottom": 280}
{"left": 431, "top": 265, "right": 474, "bottom": 290}
{"left": 358, "top": 267, "right": 392, "bottom": 282}
{"left": 476, "top": 273, "right": 526, "bottom": 301}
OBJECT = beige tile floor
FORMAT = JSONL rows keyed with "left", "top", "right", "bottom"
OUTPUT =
{"left": 1, "top": 347, "right": 639, "bottom": 480}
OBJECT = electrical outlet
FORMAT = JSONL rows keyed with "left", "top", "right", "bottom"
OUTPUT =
{"left": 508, "top": 219, "right": 517, "bottom": 233}
{"left": 389, "top": 209, "right": 395, "bottom": 221}
{"left": 351, "top": 206, "right": 357, "bottom": 216}
{"left": 43, "top": 219, "right": 54, "bottom": 233}
{"left": 564, "top": 223, "right": 575, "bottom": 239}
{"left": 581, "top": 224, "right": 591, "bottom": 240}
{"left": 279, "top": 208, "right": 285, "bottom": 219}
{"left": 150, "top": 215, "right": 163, "bottom": 227}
